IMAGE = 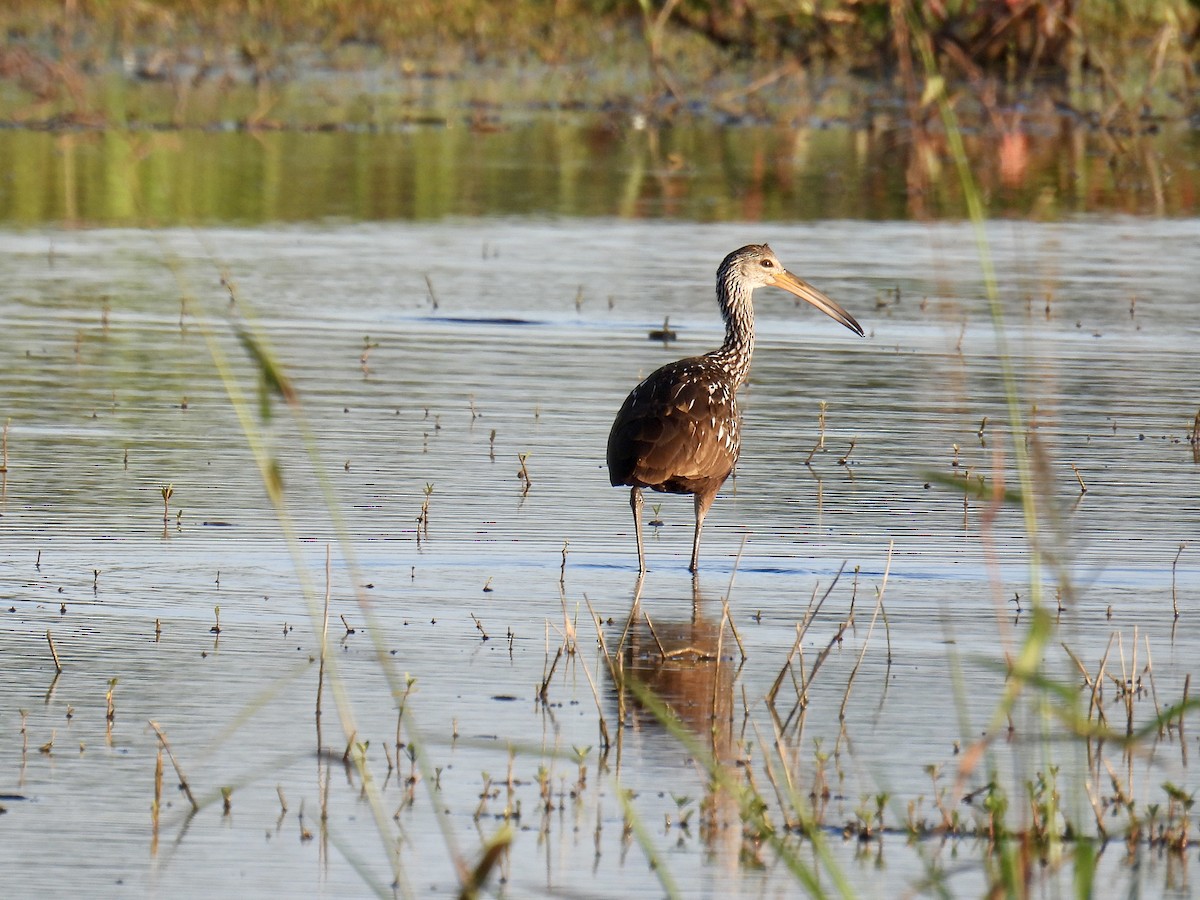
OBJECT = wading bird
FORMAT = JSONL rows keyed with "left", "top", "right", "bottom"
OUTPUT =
{"left": 607, "top": 244, "right": 864, "bottom": 573}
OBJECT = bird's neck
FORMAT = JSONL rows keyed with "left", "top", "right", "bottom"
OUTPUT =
{"left": 709, "top": 281, "right": 755, "bottom": 388}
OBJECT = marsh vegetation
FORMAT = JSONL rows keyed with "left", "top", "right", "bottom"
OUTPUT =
{"left": 2, "top": 3, "right": 1199, "bottom": 897}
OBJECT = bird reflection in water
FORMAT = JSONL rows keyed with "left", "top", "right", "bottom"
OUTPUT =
{"left": 606, "top": 574, "right": 743, "bottom": 862}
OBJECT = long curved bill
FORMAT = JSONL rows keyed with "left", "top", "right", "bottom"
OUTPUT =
{"left": 770, "top": 269, "right": 864, "bottom": 337}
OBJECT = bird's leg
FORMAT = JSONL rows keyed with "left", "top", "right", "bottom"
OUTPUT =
{"left": 630, "top": 486, "right": 646, "bottom": 574}
{"left": 690, "top": 488, "right": 718, "bottom": 573}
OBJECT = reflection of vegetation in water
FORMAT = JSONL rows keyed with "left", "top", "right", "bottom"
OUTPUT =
{"left": 2, "top": 119, "right": 1198, "bottom": 226}
{"left": 1, "top": 2, "right": 1197, "bottom": 224}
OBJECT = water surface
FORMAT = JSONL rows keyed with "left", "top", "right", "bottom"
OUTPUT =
{"left": 1, "top": 218, "right": 1198, "bottom": 896}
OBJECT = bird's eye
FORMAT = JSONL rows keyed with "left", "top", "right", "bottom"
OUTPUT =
{"left": 761, "top": 259, "right": 774, "bottom": 268}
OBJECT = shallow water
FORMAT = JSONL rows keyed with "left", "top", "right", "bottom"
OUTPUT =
{"left": 3, "top": 112, "right": 1199, "bottom": 226}
{"left": 1, "top": 217, "right": 1199, "bottom": 897}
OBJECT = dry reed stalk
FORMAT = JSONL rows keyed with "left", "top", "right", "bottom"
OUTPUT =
{"left": 1061, "top": 643, "right": 1092, "bottom": 687}
{"left": 753, "top": 720, "right": 800, "bottom": 830}
{"left": 505, "top": 748, "right": 516, "bottom": 805}
{"left": 585, "top": 598, "right": 620, "bottom": 686}
{"left": 721, "top": 601, "right": 746, "bottom": 661}
{"left": 574, "top": 643, "right": 611, "bottom": 752}
{"left": 1125, "top": 629, "right": 1136, "bottom": 737}
{"left": 719, "top": 540, "right": 749, "bottom": 660}
{"left": 777, "top": 658, "right": 809, "bottom": 736}
{"left": 46, "top": 630, "right": 62, "bottom": 673}
{"left": 725, "top": 534, "right": 747, "bottom": 593}
{"left": 558, "top": 590, "right": 578, "bottom": 655}
{"left": 339, "top": 732, "right": 358, "bottom": 766}
{"left": 585, "top": 597, "right": 626, "bottom": 756}
{"left": 1070, "top": 463, "right": 1088, "bottom": 494}
{"left": 803, "top": 439, "right": 821, "bottom": 466}
{"left": 470, "top": 613, "right": 489, "bottom": 641}
{"left": 802, "top": 622, "right": 850, "bottom": 710}
{"left": 1172, "top": 543, "right": 1185, "bottom": 619}
{"left": 538, "top": 647, "right": 562, "bottom": 702}
{"left": 846, "top": 566, "right": 860, "bottom": 629}
{"left": 1141, "top": 635, "right": 1163, "bottom": 735}
{"left": 148, "top": 720, "right": 199, "bottom": 811}
{"left": 1102, "top": 760, "right": 1132, "bottom": 826}
{"left": 1180, "top": 674, "right": 1190, "bottom": 764}
{"left": 642, "top": 611, "right": 668, "bottom": 659}
{"left": 615, "top": 591, "right": 642, "bottom": 652}
{"left": 316, "top": 544, "right": 331, "bottom": 748}
{"left": 783, "top": 564, "right": 850, "bottom": 707}
{"left": 152, "top": 747, "right": 163, "bottom": 823}
{"left": 359, "top": 337, "right": 377, "bottom": 377}
{"left": 879, "top": 583, "right": 893, "bottom": 665}
{"left": 1089, "top": 634, "right": 1115, "bottom": 727}
{"left": 711, "top": 611, "right": 726, "bottom": 749}
{"left": 766, "top": 625, "right": 804, "bottom": 707}
{"left": 298, "top": 799, "right": 313, "bottom": 842}
{"left": 1083, "top": 775, "right": 1110, "bottom": 841}
{"left": 838, "top": 542, "right": 893, "bottom": 720}
{"left": 802, "top": 566, "right": 843, "bottom": 639}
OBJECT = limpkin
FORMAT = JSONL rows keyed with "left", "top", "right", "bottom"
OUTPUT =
{"left": 607, "top": 244, "right": 864, "bottom": 573}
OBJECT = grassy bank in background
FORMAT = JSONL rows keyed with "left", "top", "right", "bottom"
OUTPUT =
{"left": 0, "top": 1, "right": 1196, "bottom": 129}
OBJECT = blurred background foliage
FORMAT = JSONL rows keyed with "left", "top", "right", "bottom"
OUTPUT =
{"left": 1, "top": 1, "right": 1196, "bottom": 102}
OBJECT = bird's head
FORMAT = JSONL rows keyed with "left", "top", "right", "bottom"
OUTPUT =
{"left": 720, "top": 243, "right": 864, "bottom": 337}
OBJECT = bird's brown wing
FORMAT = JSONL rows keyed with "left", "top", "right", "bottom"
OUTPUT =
{"left": 607, "top": 358, "right": 740, "bottom": 494}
